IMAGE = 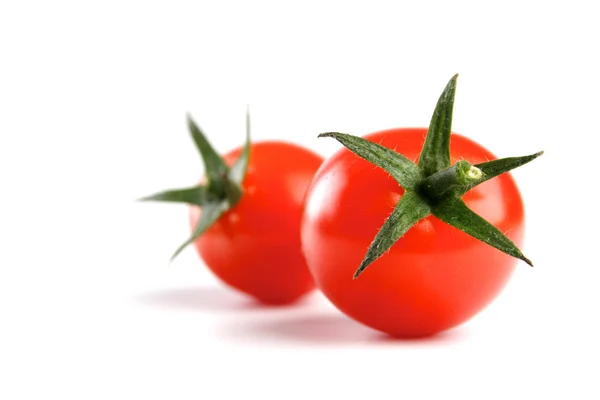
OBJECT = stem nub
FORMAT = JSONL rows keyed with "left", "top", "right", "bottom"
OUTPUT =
{"left": 420, "top": 160, "right": 484, "bottom": 201}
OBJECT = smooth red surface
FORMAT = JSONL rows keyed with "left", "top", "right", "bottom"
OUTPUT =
{"left": 301, "top": 128, "right": 526, "bottom": 337}
{"left": 190, "top": 141, "right": 323, "bottom": 304}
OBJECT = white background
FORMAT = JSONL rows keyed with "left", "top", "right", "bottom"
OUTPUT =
{"left": 1, "top": 1, "right": 599, "bottom": 399}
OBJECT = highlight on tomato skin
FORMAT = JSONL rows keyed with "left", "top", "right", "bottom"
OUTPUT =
{"left": 302, "top": 128, "right": 526, "bottom": 337}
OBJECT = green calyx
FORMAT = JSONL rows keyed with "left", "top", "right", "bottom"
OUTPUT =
{"left": 140, "top": 109, "right": 251, "bottom": 260}
{"left": 319, "top": 74, "right": 543, "bottom": 279}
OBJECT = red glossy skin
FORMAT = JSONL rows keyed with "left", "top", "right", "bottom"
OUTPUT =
{"left": 190, "top": 141, "right": 323, "bottom": 304}
{"left": 301, "top": 128, "right": 525, "bottom": 337}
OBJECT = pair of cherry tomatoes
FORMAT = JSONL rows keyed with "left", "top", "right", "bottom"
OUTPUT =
{"left": 146, "top": 77, "right": 539, "bottom": 337}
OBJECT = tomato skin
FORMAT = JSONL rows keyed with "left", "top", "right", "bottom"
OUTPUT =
{"left": 301, "top": 128, "right": 525, "bottom": 337}
{"left": 190, "top": 141, "right": 323, "bottom": 304}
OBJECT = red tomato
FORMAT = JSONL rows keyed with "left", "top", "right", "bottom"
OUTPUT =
{"left": 301, "top": 128, "right": 525, "bottom": 337}
{"left": 191, "top": 141, "right": 323, "bottom": 304}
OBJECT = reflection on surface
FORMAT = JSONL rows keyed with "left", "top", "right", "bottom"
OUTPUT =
{"left": 136, "top": 286, "right": 256, "bottom": 312}
{"left": 221, "top": 312, "right": 468, "bottom": 346}
{"left": 136, "top": 286, "right": 468, "bottom": 346}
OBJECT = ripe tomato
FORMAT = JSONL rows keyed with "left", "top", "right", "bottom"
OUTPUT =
{"left": 191, "top": 141, "right": 323, "bottom": 304}
{"left": 301, "top": 128, "right": 525, "bottom": 337}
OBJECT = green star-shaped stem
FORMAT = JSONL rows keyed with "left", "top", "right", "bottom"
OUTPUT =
{"left": 320, "top": 75, "right": 543, "bottom": 279}
{"left": 140, "top": 108, "right": 251, "bottom": 260}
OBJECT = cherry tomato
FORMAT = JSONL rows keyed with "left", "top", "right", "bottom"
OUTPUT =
{"left": 191, "top": 141, "right": 323, "bottom": 304}
{"left": 301, "top": 128, "right": 525, "bottom": 337}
